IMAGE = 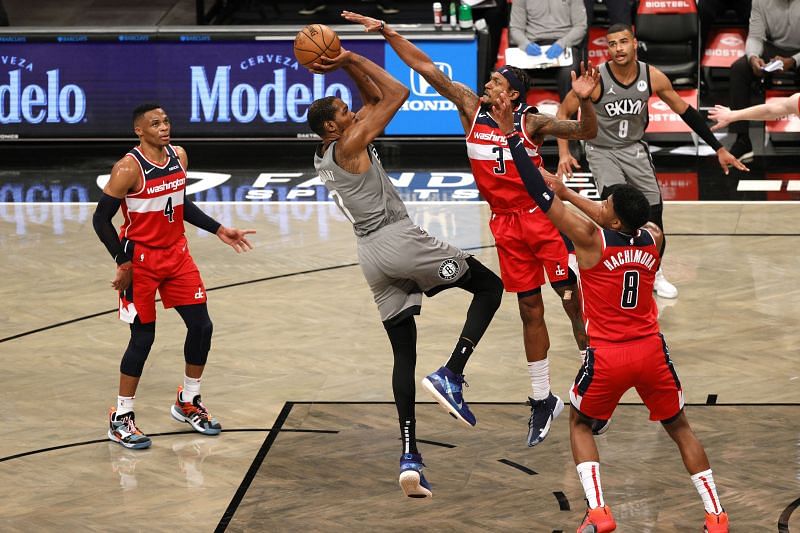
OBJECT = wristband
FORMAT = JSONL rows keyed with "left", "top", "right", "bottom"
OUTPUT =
{"left": 117, "top": 263, "right": 133, "bottom": 271}
{"left": 379, "top": 20, "right": 385, "bottom": 32}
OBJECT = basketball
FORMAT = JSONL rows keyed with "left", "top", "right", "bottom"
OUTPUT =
{"left": 294, "top": 24, "right": 341, "bottom": 69}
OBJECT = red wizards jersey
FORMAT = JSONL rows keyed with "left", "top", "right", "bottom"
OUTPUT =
{"left": 466, "top": 103, "right": 544, "bottom": 211}
{"left": 580, "top": 228, "right": 660, "bottom": 345}
{"left": 119, "top": 144, "right": 186, "bottom": 248}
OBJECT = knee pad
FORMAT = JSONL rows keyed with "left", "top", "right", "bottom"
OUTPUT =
{"left": 120, "top": 322, "right": 155, "bottom": 377}
{"left": 185, "top": 317, "right": 213, "bottom": 366}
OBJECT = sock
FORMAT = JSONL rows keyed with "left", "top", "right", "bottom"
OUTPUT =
{"left": 445, "top": 337, "right": 475, "bottom": 375}
{"left": 401, "top": 419, "right": 419, "bottom": 455}
{"left": 577, "top": 461, "right": 605, "bottom": 509}
{"left": 528, "top": 359, "right": 550, "bottom": 400}
{"left": 117, "top": 395, "right": 135, "bottom": 417}
{"left": 691, "top": 469, "right": 722, "bottom": 515}
{"left": 181, "top": 375, "right": 202, "bottom": 402}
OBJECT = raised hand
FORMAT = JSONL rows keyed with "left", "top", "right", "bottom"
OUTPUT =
{"left": 341, "top": 10, "right": 383, "bottom": 32}
{"left": 310, "top": 48, "right": 352, "bottom": 74}
{"left": 491, "top": 91, "right": 515, "bottom": 134}
{"left": 571, "top": 61, "right": 599, "bottom": 100}
{"left": 557, "top": 152, "right": 581, "bottom": 180}
{"left": 708, "top": 105, "right": 733, "bottom": 131}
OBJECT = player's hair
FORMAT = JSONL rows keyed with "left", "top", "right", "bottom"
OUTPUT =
{"left": 132, "top": 103, "right": 163, "bottom": 125}
{"left": 308, "top": 96, "right": 339, "bottom": 136}
{"left": 506, "top": 66, "right": 531, "bottom": 97}
{"left": 607, "top": 23, "right": 634, "bottom": 37}
{"left": 606, "top": 184, "right": 650, "bottom": 232}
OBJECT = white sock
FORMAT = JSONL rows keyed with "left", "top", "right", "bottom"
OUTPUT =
{"left": 528, "top": 359, "right": 550, "bottom": 400}
{"left": 117, "top": 395, "right": 135, "bottom": 417}
{"left": 577, "top": 461, "right": 604, "bottom": 509}
{"left": 181, "top": 375, "right": 202, "bottom": 402}
{"left": 691, "top": 469, "right": 722, "bottom": 514}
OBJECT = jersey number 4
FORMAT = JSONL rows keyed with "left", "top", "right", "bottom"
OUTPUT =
{"left": 164, "top": 197, "right": 175, "bottom": 223}
{"left": 621, "top": 270, "right": 639, "bottom": 309}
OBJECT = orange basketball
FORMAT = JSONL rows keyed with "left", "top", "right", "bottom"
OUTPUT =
{"left": 294, "top": 24, "right": 341, "bottom": 69}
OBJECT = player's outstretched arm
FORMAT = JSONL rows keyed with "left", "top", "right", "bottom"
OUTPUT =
{"left": 527, "top": 62, "right": 599, "bottom": 144}
{"left": 709, "top": 93, "right": 800, "bottom": 130}
{"left": 649, "top": 66, "right": 749, "bottom": 175}
{"left": 342, "top": 11, "right": 480, "bottom": 131}
{"left": 555, "top": 89, "right": 584, "bottom": 179}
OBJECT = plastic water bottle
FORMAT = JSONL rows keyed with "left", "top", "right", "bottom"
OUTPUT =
{"left": 433, "top": 2, "right": 443, "bottom": 29}
{"left": 458, "top": 1, "right": 473, "bottom": 30}
{"left": 449, "top": 1, "right": 458, "bottom": 29}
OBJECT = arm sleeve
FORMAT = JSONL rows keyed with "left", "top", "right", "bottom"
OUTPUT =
{"left": 506, "top": 133, "right": 554, "bottom": 212}
{"left": 679, "top": 106, "right": 724, "bottom": 152}
{"left": 183, "top": 196, "right": 222, "bottom": 235}
{"left": 92, "top": 193, "right": 130, "bottom": 265}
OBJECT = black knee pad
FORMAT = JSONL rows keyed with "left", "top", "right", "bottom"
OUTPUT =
{"left": 120, "top": 321, "right": 156, "bottom": 377}
{"left": 177, "top": 304, "right": 213, "bottom": 366}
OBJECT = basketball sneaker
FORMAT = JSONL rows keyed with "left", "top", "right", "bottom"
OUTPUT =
{"left": 422, "top": 366, "right": 476, "bottom": 427}
{"left": 398, "top": 453, "right": 432, "bottom": 498}
{"left": 527, "top": 392, "right": 564, "bottom": 447}
{"left": 170, "top": 387, "right": 222, "bottom": 435}
{"left": 703, "top": 510, "right": 729, "bottom": 532}
{"left": 577, "top": 505, "right": 616, "bottom": 532}
{"left": 108, "top": 408, "right": 152, "bottom": 449}
{"left": 654, "top": 269, "right": 678, "bottom": 299}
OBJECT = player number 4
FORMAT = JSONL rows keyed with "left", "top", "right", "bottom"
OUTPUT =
{"left": 164, "top": 197, "right": 174, "bottom": 223}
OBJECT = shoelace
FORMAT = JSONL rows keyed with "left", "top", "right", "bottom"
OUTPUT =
{"left": 121, "top": 416, "right": 141, "bottom": 435}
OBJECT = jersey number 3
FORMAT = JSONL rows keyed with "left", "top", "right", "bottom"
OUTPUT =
{"left": 621, "top": 270, "right": 639, "bottom": 309}
{"left": 492, "top": 146, "right": 506, "bottom": 174}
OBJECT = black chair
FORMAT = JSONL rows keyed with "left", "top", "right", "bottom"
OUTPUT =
{"left": 635, "top": 8, "right": 699, "bottom": 88}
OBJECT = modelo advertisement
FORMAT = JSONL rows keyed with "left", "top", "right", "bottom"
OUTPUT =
{"left": 0, "top": 38, "right": 477, "bottom": 139}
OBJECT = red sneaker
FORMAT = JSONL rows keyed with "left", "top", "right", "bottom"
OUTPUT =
{"left": 577, "top": 505, "right": 616, "bottom": 533}
{"left": 704, "top": 511, "right": 729, "bottom": 532}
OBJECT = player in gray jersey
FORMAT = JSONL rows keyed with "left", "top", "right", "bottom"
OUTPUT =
{"left": 308, "top": 48, "right": 504, "bottom": 499}
{"left": 555, "top": 23, "right": 748, "bottom": 299}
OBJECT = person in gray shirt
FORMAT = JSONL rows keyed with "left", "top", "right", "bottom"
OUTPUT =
{"left": 510, "top": 0, "right": 588, "bottom": 100}
{"left": 309, "top": 48, "right": 503, "bottom": 499}
{"left": 727, "top": 0, "right": 800, "bottom": 161}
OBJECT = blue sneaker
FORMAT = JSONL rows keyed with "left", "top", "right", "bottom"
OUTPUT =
{"left": 421, "top": 366, "right": 476, "bottom": 427}
{"left": 526, "top": 392, "right": 564, "bottom": 447}
{"left": 399, "top": 453, "right": 432, "bottom": 498}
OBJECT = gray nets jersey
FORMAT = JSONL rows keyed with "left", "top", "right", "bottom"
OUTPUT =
{"left": 314, "top": 141, "right": 408, "bottom": 237}
{"left": 591, "top": 61, "right": 652, "bottom": 148}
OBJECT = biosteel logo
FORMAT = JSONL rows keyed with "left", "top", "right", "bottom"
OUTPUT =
{"left": 189, "top": 54, "right": 352, "bottom": 124}
{"left": 0, "top": 56, "right": 87, "bottom": 124}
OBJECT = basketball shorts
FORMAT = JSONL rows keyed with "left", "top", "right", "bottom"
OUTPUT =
{"left": 569, "top": 333, "right": 684, "bottom": 422}
{"left": 119, "top": 235, "right": 207, "bottom": 324}
{"left": 357, "top": 217, "right": 470, "bottom": 323}
{"left": 489, "top": 206, "right": 573, "bottom": 293}
{"left": 586, "top": 141, "right": 662, "bottom": 205}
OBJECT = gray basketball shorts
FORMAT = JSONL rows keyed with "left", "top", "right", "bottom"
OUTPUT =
{"left": 586, "top": 141, "right": 662, "bottom": 205}
{"left": 357, "top": 217, "right": 470, "bottom": 323}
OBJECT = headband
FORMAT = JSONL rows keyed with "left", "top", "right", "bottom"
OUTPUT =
{"left": 497, "top": 66, "right": 525, "bottom": 100}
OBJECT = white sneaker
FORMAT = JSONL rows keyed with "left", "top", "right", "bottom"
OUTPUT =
{"left": 654, "top": 269, "right": 678, "bottom": 299}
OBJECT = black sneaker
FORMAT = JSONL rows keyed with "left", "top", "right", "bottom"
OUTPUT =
{"left": 298, "top": 1, "right": 326, "bottom": 15}
{"left": 377, "top": 1, "right": 400, "bottom": 14}
{"left": 729, "top": 137, "right": 754, "bottom": 163}
{"left": 526, "top": 392, "right": 564, "bottom": 447}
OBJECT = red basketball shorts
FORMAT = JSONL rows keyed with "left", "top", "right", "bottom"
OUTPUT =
{"left": 119, "top": 235, "right": 207, "bottom": 324}
{"left": 569, "top": 333, "right": 684, "bottom": 422}
{"left": 489, "top": 206, "right": 572, "bottom": 293}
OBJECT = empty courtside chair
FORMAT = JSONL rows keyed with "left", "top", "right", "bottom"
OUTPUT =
{"left": 635, "top": 0, "right": 699, "bottom": 88}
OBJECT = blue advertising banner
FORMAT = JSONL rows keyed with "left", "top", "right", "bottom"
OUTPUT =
{"left": 384, "top": 39, "right": 478, "bottom": 136}
{"left": 0, "top": 36, "right": 479, "bottom": 139}
{"left": 0, "top": 40, "right": 381, "bottom": 139}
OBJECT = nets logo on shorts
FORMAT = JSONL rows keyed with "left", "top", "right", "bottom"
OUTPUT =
{"left": 438, "top": 259, "right": 460, "bottom": 280}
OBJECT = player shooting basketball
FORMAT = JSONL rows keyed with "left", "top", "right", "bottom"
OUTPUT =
{"left": 305, "top": 42, "right": 505, "bottom": 498}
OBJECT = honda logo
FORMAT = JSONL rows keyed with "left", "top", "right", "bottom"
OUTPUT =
{"left": 410, "top": 62, "right": 453, "bottom": 97}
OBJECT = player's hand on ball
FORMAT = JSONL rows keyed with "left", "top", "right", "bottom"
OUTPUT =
{"left": 342, "top": 10, "right": 383, "bottom": 32}
{"left": 311, "top": 48, "right": 352, "bottom": 74}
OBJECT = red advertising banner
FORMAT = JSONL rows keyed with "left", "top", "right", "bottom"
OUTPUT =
{"left": 646, "top": 89, "right": 698, "bottom": 133}
{"left": 587, "top": 27, "right": 611, "bottom": 65}
{"left": 657, "top": 172, "right": 699, "bottom": 200}
{"left": 765, "top": 90, "right": 800, "bottom": 133}
{"left": 701, "top": 28, "right": 746, "bottom": 68}
{"left": 637, "top": 0, "right": 697, "bottom": 14}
